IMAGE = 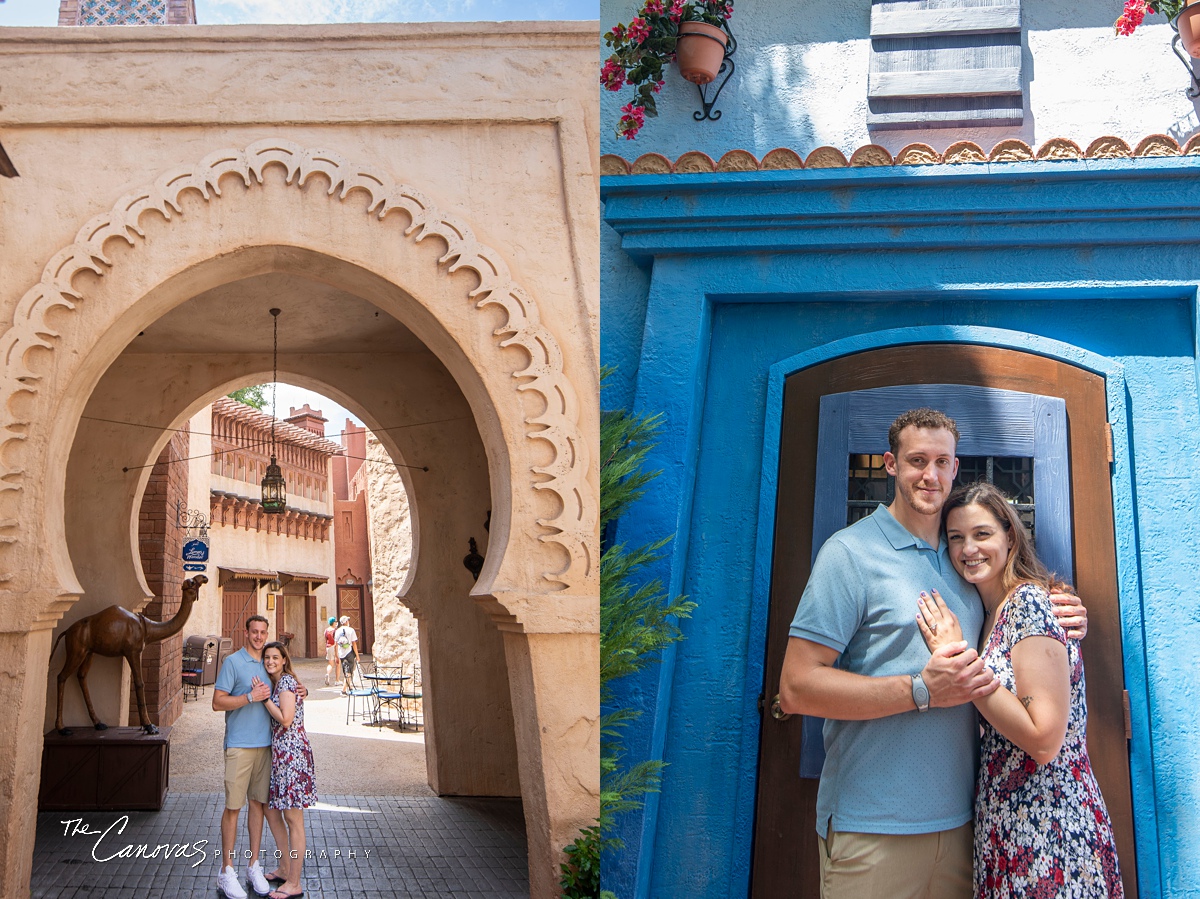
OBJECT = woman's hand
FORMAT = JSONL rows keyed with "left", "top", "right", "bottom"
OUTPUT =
{"left": 916, "top": 589, "right": 964, "bottom": 652}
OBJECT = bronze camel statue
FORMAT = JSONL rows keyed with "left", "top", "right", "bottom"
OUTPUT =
{"left": 52, "top": 575, "right": 208, "bottom": 736}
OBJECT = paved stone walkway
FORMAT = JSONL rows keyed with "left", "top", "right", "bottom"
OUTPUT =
{"left": 33, "top": 658, "right": 529, "bottom": 897}
{"left": 33, "top": 793, "right": 528, "bottom": 898}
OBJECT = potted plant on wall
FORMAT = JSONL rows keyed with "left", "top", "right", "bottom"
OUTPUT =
{"left": 601, "top": 0, "right": 734, "bottom": 139}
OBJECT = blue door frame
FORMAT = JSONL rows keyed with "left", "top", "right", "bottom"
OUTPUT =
{"left": 599, "top": 160, "right": 1200, "bottom": 899}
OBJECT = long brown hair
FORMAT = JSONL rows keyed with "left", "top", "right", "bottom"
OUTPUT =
{"left": 941, "top": 481, "right": 1071, "bottom": 596}
{"left": 262, "top": 640, "right": 297, "bottom": 683}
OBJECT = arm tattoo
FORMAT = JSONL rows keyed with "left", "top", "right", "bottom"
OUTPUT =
{"left": 1020, "top": 695, "right": 1034, "bottom": 709}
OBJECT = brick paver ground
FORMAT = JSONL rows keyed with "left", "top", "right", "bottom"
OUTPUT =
{"left": 33, "top": 658, "right": 528, "bottom": 897}
{"left": 33, "top": 793, "right": 528, "bottom": 898}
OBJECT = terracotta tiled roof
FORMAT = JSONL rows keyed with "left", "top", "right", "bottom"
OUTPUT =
{"left": 601, "top": 135, "right": 1199, "bottom": 175}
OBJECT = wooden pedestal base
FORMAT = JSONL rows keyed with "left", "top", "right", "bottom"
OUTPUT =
{"left": 39, "top": 726, "right": 171, "bottom": 811}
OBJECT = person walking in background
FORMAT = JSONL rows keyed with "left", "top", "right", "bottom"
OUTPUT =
{"left": 260, "top": 640, "right": 317, "bottom": 899}
{"left": 323, "top": 617, "right": 338, "bottom": 687}
{"left": 334, "top": 615, "right": 359, "bottom": 695}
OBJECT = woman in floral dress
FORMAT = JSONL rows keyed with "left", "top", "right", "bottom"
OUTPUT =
{"left": 916, "top": 482, "right": 1122, "bottom": 898}
{"left": 260, "top": 640, "right": 317, "bottom": 899}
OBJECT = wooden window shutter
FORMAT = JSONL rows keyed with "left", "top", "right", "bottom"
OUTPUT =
{"left": 867, "top": 0, "right": 1024, "bottom": 130}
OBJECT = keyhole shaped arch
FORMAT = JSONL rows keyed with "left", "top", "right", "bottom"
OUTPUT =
{"left": 111, "top": 369, "right": 428, "bottom": 608}
{"left": 0, "top": 139, "right": 597, "bottom": 631}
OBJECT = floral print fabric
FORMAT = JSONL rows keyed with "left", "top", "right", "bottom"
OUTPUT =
{"left": 975, "top": 582, "right": 1123, "bottom": 898}
{"left": 268, "top": 673, "right": 317, "bottom": 810}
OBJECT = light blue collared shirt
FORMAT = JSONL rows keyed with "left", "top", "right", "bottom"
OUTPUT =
{"left": 213, "top": 647, "right": 271, "bottom": 749}
{"left": 790, "top": 504, "right": 985, "bottom": 838}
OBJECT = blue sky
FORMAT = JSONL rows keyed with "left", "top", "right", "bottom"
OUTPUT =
{"left": 1, "top": 0, "right": 597, "bottom": 26}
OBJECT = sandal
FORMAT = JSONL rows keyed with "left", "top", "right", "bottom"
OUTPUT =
{"left": 268, "top": 890, "right": 303, "bottom": 899}
{"left": 265, "top": 870, "right": 287, "bottom": 884}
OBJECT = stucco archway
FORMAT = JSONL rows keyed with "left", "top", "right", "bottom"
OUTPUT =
{"left": 0, "top": 140, "right": 597, "bottom": 898}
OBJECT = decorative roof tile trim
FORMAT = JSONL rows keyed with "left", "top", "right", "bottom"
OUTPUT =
{"left": 806, "top": 147, "right": 848, "bottom": 169}
{"left": 674, "top": 151, "right": 716, "bottom": 174}
{"left": 895, "top": 143, "right": 941, "bottom": 165}
{"left": 600, "top": 154, "right": 632, "bottom": 176}
{"left": 631, "top": 153, "right": 672, "bottom": 174}
{"left": 1037, "top": 138, "right": 1084, "bottom": 161}
{"left": 850, "top": 145, "right": 893, "bottom": 167}
{"left": 1087, "top": 136, "right": 1132, "bottom": 159}
{"left": 1135, "top": 134, "right": 1181, "bottom": 157}
{"left": 0, "top": 139, "right": 596, "bottom": 592}
{"left": 717, "top": 150, "right": 759, "bottom": 172}
{"left": 943, "top": 141, "right": 988, "bottom": 164}
{"left": 601, "top": 135, "right": 1200, "bottom": 175}
{"left": 989, "top": 139, "right": 1035, "bottom": 162}
{"left": 761, "top": 148, "right": 804, "bottom": 170}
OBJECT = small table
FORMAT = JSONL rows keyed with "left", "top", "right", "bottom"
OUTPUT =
{"left": 361, "top": 673, "right": 410, "bottom": 727}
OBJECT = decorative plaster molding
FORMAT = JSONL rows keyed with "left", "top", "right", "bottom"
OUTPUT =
{"left": 0, "top": 139, "right": 596, "bottom": 592}
{"left": 606, "top": 134, "right": 1200, "bottom": 174}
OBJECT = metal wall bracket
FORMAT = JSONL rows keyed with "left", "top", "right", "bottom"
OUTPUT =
{"left": 1171, "top": 26, "right": 1200, "bottom": 99}
{"left": 693, "top": 26, "right": 737, "bottom": 122}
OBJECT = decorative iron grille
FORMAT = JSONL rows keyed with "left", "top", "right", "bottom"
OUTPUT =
{"left": 79, "top": 0, "right": 167, "bottom": 26}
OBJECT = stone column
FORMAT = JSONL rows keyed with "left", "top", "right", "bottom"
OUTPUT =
{"left": 0, "top": 626, "right": 53, "bottom": 899}
{"left": 499, "top": 624, "right": 599, "bottom": 899}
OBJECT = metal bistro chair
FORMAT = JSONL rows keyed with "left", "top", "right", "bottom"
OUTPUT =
{"left": 345, "top": 657, "right": 379, "bottom": 725}
{"left": 373, "top": 665, "right": 406, "bottom": 728}
{"left": 401, "top": 665, "right": 423, "bottom": 730}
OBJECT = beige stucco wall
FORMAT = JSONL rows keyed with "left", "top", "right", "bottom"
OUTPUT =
{"left": 183, "top": 407, "right": 336, "bottom": 647}
{"left": 0, "top": 23, "right": 598, "bottom": 899}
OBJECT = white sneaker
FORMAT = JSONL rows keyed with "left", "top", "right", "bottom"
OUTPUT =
{"left": 246, "top": 861, "right": 271, "bottom": 896}
{"left": 217, "top": 865, "right": 248, "bottom": 899}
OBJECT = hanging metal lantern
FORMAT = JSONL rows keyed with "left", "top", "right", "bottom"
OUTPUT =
{"left": 261, "top": 455, "right": 286, "bottom": 514}
{"left": 260, "top": 307, "right": 287, "bottom": 514}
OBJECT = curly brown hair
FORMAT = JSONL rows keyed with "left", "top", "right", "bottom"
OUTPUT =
{"left": 887, "top": 408, "right": 960, "bottom": 455}
{"left": 941, "top": 481, "right": 1071, "bottom": 596}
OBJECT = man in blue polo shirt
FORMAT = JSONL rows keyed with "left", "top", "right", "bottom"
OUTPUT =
{"left": 212, "top": 615, "right": 277, "bottom": 899}
{"left": 779, "top": 408, "right": 1087, "bottom": 899}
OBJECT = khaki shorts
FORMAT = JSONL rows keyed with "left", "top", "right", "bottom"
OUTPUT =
{"left": 818, "top": 823, "right": 973, "bottom": 899}
{"left": 325, "top": 645, "right": 336, "bottom": 662}
{"left": 224, "top": 746, "right": 271, "bottom": 810}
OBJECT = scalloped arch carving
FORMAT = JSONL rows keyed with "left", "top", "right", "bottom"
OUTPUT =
{"left": 0, "top": 139, "right": 595, "bottom": 591}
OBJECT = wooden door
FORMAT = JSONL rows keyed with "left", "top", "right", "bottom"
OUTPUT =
{"left": 750, "top": 344, "right": 1135, "bottom": 899}
{"left": 337, "top": 585, "right": 363, "bottom": 639}
{"left": 221, "top": 580, "right": 257, "bottom": 641}
{"left": 305, "top": 595, "right": 318, "bottom": 659}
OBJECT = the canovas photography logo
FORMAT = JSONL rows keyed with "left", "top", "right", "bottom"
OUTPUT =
{"left": 60, "top": 817, "right": 373, "bottom": 869}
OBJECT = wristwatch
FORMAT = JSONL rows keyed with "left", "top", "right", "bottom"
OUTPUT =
{"left": 910, "top": 674, "right": 930, "bottom": 712}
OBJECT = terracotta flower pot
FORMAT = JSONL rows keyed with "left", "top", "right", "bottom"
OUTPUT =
{"left": 1178, "top": 0, "right": 1200, "bottom": 57}
{"left": 676, "top": 21, "right": 729, "bottom": 85}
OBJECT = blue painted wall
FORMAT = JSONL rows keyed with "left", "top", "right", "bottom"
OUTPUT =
{"left": 600, "top": 159, "right": 1200, "bottom": 899}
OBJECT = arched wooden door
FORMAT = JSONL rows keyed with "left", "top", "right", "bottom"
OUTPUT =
{"left": 750, "top": 344, "right": 1135, "bottom": 898}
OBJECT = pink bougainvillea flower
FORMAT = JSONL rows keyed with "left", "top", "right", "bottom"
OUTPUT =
{"left": 611, "top": 23, "right": 627, "bottom": 41}
{"left": 643, "top": 0, "right": 665, "bottom": 15}
{"left": 669, "top": 0, "right": 685, "bottom": 21}
{"left": 618, "top": 102, "right": 646, "bottom": 139}
{"left": 1115, "top": 0, "right": 1147, "bottom": 34}
{"left": 601, "top": 58, "right": 627, "bottom": 91}
{"left": 627, "top": 16, "right": 651, "bottom": 43}
{"left": 652, "top": 79, "right": 665, "bottom": 93}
